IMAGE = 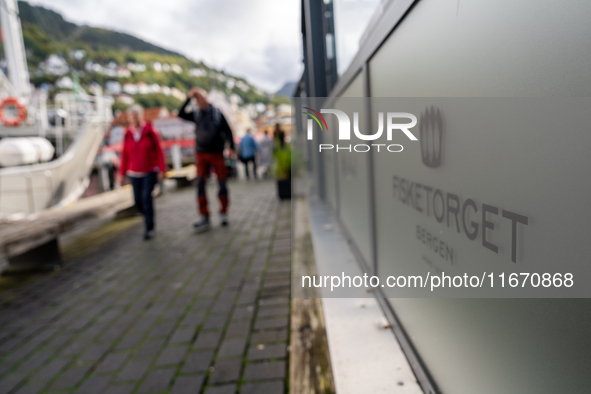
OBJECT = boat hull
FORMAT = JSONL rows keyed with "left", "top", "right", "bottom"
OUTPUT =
{"left": 0, "top": 120, "right": 104, "bottom": 217}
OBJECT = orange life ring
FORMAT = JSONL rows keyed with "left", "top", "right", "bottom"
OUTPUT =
{"left": 0, "top": 97, "right": 27, "bottom": 126}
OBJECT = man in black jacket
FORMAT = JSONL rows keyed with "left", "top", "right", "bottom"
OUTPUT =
{"left": 179, "top": 88, "right": 235, "bottom": 230}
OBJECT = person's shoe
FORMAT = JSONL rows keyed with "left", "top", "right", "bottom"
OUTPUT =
{"left": 220, "top": 213, "right": 229, "bottom": 227}
{"left": 144, "top": 230, "right": 155, "bottom": 240}
{"left": 193, "top": 216, "right": 211, "bottom": 232}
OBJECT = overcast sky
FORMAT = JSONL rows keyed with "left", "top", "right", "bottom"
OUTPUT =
{"left": 26, "top": 0, "right": 303, "bottom": 93}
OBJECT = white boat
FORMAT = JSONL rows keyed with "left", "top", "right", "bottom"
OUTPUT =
{"left": 0, "top": 0, "right": 112, "bottom": 218}
{"left": 0, "top": 137, "right": 55, "bottom": 167}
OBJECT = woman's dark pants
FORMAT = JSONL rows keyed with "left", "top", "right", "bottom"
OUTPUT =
{"left": 130, "top": 172, "right": 157, "bottom": 232}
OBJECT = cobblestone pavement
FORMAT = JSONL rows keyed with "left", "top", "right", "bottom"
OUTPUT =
{"left": 0, "top": 180, "right": 291, "bottom": 394}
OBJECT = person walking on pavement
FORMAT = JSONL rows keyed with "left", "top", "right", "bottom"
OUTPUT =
{"left": 257, "top": 130, "right": 274, "bottom": 178}
{"left": 179, "top": 88, "right": 235, "bottom": 231}
{"left": 119, "top": 105, "right": 166, "bottom": 240}
{"left": 273, "top": 123, "right": 283, "bottom": 143}
{"left": 239, "top": 129, "right": 258, "bottom": 180}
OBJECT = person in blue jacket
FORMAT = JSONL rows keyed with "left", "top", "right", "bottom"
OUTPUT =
{"left": 239, "top": 129, "right": 258, "bottom": 180}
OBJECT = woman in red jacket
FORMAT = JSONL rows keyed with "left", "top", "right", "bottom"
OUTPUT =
{"left": 119, "top": 105, "right": 166, "bottom": 240}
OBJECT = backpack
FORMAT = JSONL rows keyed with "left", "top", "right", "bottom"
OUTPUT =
{"left": 193, "top": 106, "right": 222, "bottom": 127}
{"left": 193, "top": 107, "right": 223, "bottom": 148}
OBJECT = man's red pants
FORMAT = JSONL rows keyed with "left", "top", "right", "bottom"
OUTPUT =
{"left": 196, "top": 153, "right": 229, "bottom": 215}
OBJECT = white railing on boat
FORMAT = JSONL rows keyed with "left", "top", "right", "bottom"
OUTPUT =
{"left": 0, "top": 90, "right": 113, "bottom": 219}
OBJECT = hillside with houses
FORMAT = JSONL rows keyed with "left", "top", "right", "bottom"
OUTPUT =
{"left": 3, "top": 1, "right": 290, "bottom": 114}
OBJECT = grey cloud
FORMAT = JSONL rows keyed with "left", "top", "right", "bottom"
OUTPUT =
{"left": 225, "top": 43, "right": 302, "bottom": 92}
{"left": 25, "top": 0, "right": 303, "bottom": 92}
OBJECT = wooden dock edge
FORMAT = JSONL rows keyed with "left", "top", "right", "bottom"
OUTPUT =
{"left": 166, "top": 164, "right": 196, "bottom": 188}
{"left": 290, "top": 197, "right": 336, "bottom": 394}
{"left": 0, "top": 186, "right": 135, "bottom": 268}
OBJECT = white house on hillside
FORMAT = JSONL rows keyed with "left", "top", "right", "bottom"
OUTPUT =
{"left": 43, "top": 54, "right": 69, "bottom": 75}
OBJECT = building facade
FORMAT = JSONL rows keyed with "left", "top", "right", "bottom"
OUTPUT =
{"left": 296, "top": 1, "right": 591, "bottom": 393}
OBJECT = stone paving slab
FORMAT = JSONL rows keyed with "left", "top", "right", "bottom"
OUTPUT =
{"left": 0, "top": 181, "right": 291, "bottom": 394}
